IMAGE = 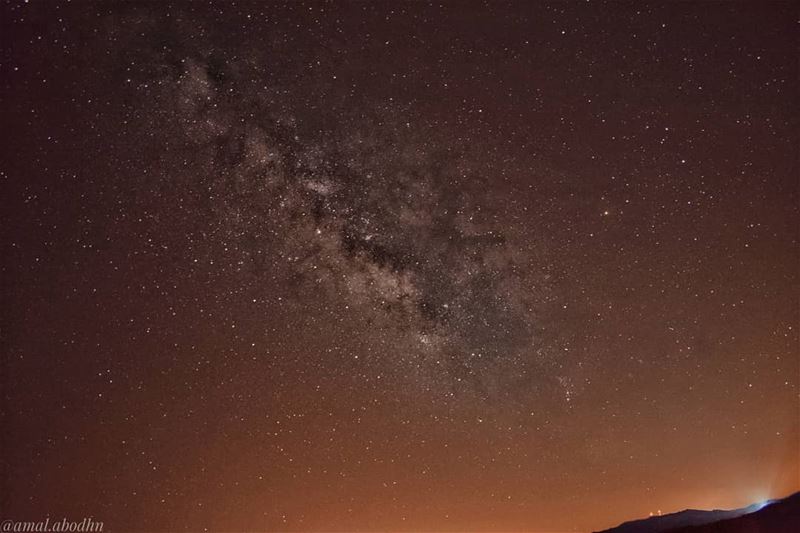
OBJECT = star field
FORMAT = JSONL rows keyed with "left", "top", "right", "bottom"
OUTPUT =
{"left": 1, "top": 2, "right": 798, "bottom": 532}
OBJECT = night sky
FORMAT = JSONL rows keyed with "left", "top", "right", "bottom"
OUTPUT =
{"left": 1, "top": 1, "right": 798, "bottom": 532}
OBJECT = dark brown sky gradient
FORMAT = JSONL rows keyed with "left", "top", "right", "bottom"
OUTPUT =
{"left": 1, "top": 2, "right": 798, "bottom": 532}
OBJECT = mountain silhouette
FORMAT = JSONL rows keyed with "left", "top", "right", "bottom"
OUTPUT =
{"left": 595, "top": 492, "right": 799, "bottom": 533}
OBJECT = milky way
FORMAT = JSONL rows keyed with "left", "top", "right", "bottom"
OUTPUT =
{"left": 137, "top": 46, "right": 556, "bottom": 404}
